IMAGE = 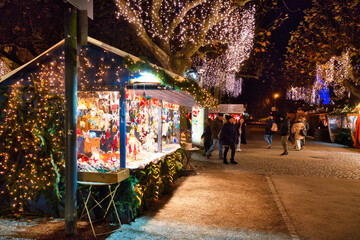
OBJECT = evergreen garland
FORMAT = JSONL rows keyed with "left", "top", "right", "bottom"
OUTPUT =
{"left": 124, "top": 56, "right": 219, "bottom": 109}
{"left": 0, "top": 75, "right": 65, "bottom": 214}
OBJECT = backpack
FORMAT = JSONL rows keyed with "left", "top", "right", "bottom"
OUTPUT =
{"left": 271, "top": 123, "right": 278, "bottom": 132}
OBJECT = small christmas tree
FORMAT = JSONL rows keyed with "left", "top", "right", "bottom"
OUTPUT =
{"left": 0, "top": 75, "right": 65, "bottom": 213}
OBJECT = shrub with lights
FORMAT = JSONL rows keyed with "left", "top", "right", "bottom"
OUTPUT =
{"left": 0, "top": 75, "right": 65, "bottom": 214}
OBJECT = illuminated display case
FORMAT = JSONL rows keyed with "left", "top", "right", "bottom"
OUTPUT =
{"left": 0, "top": 37, "right": 198, "bottom": 172}
{"left": 76, "top": 89, "right": 181, "bottom": 171}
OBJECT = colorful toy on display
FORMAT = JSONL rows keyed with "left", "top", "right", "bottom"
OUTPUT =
{"left": 76, "top": 90, "right": 181, "bottom": 172}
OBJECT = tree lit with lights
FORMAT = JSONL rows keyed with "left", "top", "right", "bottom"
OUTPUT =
{"left": 114, "top": 0, "right": 256, "bottom": 96}
{"left": 284, "top": 0, "right": 360, "bottom": 101}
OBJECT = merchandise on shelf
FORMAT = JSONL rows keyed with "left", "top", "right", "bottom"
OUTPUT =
{"left": 76, "top": 90, "right": 181, "bottom": 172}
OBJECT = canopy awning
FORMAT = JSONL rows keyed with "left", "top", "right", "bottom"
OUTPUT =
{"left": 130, "top": 87, "right": 196, "bottom": 107}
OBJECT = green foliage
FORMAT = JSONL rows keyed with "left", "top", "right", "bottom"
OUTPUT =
{"left": 335, "top": 130, "right": 354, "bottom": 147}
{"left": 284, "top": 0, "right": 360, "bottom": 92}
{"left": 124, "top": 56, "right": 219, "bottom": 110}
{"left": 130, "top": 150, "right": 183, "bottom": 215}
{"left": 0, "top": 75, "right": 65, "bottom": 213}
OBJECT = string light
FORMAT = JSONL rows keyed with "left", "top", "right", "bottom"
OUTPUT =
{"left": 0, "top": 60, "right": 11, "bottom": 77}
{"left": 114, "top": 0, "right": 255, "bottom": 97}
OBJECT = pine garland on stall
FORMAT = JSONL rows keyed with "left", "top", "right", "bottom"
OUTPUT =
{"left": 0, "top": 75, "right": 65, "bottom": 214}
{"left": 124, "top": 56, "right": 219, "bottom": 110}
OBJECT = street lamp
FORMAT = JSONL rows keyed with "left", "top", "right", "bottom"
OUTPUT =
{"left": 273, "top": 93, "right": 280, "bottom": 111}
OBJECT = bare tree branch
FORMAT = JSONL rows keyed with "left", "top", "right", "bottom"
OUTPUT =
{"left": 167, "top": 0, "right": 207, "bottom": 38}
{"left": 150, "top": 0, "right": 164, "bottom": 35}
{"left": 344, "top": 78, "right": 360, "bottom": 99}
{"left": 116, "top": 0, "right": 171, "bottom": 69}
{"left": 181, "top": 2, "right": 243, "bottom": 58}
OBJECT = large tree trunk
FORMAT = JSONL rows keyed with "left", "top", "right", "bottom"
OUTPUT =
{"left": 344, "top": 78, "right": 360, "bottom": 100}
{"left": 169, "top": 55, "right": 191, "bottom": 76}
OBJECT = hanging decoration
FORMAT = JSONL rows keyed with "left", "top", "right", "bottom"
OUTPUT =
{"left": 123, "top": 56, "right": 219, "bottom": 109}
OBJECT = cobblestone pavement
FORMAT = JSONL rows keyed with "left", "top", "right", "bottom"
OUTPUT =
{"left": 193, "top": 126, "right": 360, "bottom": 180}
{"left": 1, "top": 125, "right": 360, "bottom": 240}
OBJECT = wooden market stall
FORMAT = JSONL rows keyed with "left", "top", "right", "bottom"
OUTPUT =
{"left": 0, "top": 37, "right": 217, "bottom": 222}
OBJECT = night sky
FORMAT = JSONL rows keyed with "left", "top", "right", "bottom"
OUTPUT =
{"left": 233, "top": 0, "right": 313, "bottom": 117}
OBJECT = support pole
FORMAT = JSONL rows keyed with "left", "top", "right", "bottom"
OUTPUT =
{"left": 119, "top": 83, "right": 126, "bottom": 168}
{"left": 158, "top": 100, "right": 163, "bottom": 153}
{"left": 64, "top": 4, "right": 78, "bottom": 236}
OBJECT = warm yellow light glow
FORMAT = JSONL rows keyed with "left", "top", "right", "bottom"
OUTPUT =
{"left": 274, "top": 93, "right": 279, "bottom": 99}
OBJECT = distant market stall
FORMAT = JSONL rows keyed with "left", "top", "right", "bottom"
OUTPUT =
{"left": 0, "top": 37, "right": 218, "bottom": 217}
{"left": 208, "top": 104, "right": 245, "bottom": 120}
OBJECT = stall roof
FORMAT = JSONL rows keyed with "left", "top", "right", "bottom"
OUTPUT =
{"left": 131, "top": 89, "right": 196, "bottom": 107}
{"left": 0, "top": 37, "right": 197, "bottom": 106}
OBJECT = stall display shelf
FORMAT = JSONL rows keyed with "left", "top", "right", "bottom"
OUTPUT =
{"left": 126, "top": 144, "right": 181, "bottom": 169}
{"left": 77, "top": 168, "right": 129, "bottom": 184}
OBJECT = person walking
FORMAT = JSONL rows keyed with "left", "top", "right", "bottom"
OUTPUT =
{"left": 220, "top": 115, "right": 237, "bottom": 164}
{"left": 206, "top": 113, "right": 224, "bottom": 159}
{"left": 291, "top": 118, "right": 306, "bottom": 151}
{"left": 201, "top": 118, "right": 212, "bottom": 156}
{"left": 300, "top": 117, "right": 309, "bottom": 148}
{"left": 236, "top": 118, "right": 247, "bottom": 151}
{"left": 264, "top": 115, "right": 276, "bottom": 148}
{"left": 279, "top": 114, "right": 291, "bottom": 155}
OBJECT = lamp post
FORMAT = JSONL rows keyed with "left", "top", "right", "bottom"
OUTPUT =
{"left": 273, "top": 93, "right": 279, "bottom": 112}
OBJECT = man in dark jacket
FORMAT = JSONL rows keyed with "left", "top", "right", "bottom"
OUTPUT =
{"left": 279, "top": 114, "right": 291, "bottom": 155}
{"left": 205, "top": 113, "right": 224, "bottom": 159}
{"left": 220, "top": 115, "right": 237, "bottom": 164}
{"left": 264, "top": 115, "right": 275, "bottom": 148}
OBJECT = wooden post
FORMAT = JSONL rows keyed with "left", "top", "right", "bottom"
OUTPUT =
{"left": 158, "top": 100, "right": 163, "bottom": 153}
{"left": 119, "top": 83, "right": 126, "bottom": 168}
{"left": 64, "top": 3, "right": 78, "bottom": 236}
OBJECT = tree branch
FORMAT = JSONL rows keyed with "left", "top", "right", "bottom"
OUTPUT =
{"left": 116, "top": 0, "right": 171, "bottom": 69}
{"left": 181, "top": 2, "right": 244, "bottom": 58}
{"left": 167, "top": 0, "right": 207, "bottom": 37}
{"left": 344, "top": 78, "right": 360, "bottom": 99}
{"left": 0, "top": 47, "right": 25, "bottom": 66}
{"left": 150, "top": 0, "right": 164, "bottom": 35}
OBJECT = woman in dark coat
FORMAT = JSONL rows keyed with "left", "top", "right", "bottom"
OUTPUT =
{"left": 236, "top": 118, "right": 247, "bottom": 151}
{"left": 219, "top": 115, "right": 237, "bottom": 164}
{"left": 201, "top": 118, "right": 212, "bottom": 155}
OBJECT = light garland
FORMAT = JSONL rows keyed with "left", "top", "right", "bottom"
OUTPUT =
{"left": 287, "top": 50, "right": 353, "bottom": 105}
{"left": 0, "top": 74, "right": 64, "bottom": 211}
{"left": 114, "top": 0, "right": 255, "bottom": 97}
{"left": 0, "top": 60, "right": 11, "bottom": 77}
{"left": 315, "top": 50, "right": 351, "bottom": 99}
{"left": 195, "top": 5, "right": 255, "bottom": 97}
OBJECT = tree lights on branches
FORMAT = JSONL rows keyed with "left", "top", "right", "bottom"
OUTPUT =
{"left": 0, "top": 75, "right": 64, "bottom": 212}
{"left": 114, "top": 0, "right": 255, "bottom": 96}
{"left": 0, "top": 60, "right": 10, "bottom": 77}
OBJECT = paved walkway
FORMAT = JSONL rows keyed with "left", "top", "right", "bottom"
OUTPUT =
{"left": 2, "top": 126, "right": 360, "bottom": 239}
{"left": 107, "top": 126, "right": 360, "bottom": 239}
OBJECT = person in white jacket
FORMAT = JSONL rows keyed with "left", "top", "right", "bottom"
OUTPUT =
{"left": 291, "top": 119, "right": 306, "bottom": 151}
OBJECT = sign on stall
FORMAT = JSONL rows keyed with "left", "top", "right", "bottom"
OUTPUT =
{"left": 219, "top": 104, "right": 244, "bottom": 113}
{"left": 191, "top": 107, "right": 205, "bottom": 146}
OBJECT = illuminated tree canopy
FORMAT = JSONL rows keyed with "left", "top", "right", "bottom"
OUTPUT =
{"left": 284, "top": 0, "right": 360, "bottom": 100}
{"left": 114, "top": 0, "right": 272, "bottom": 96}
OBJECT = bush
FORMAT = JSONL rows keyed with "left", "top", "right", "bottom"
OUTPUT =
{"left": 335, "top": 130, "right": 354, "bottom": 147}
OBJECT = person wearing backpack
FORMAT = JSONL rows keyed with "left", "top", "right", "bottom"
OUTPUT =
{"left": 264, "top": 115, "right": 276, "bottom": 149}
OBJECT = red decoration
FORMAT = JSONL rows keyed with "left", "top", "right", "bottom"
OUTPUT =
{"left": 101, "top": 135, "right": 106, "bottom": 145}
{"left": 106, "top": 129, "right": 110, "bottom": 139}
